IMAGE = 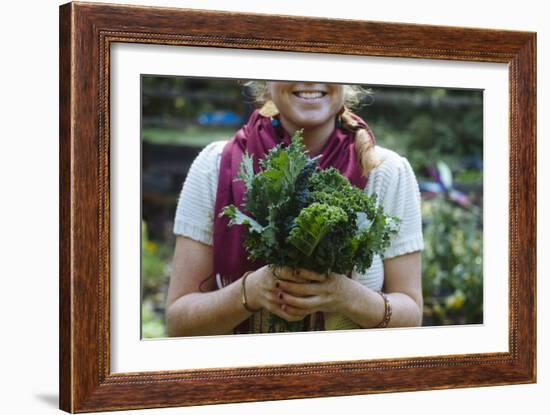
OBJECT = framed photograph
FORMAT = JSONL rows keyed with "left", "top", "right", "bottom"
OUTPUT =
{"left": 59, "top": 2, "right": 536, "bottom": 412}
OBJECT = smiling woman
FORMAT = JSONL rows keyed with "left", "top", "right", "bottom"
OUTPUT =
{"left": 267, "top": 82, "right": 345, "bottom": 155}
{"left": 165, "top": 80, "right": 424, "bottom": 336}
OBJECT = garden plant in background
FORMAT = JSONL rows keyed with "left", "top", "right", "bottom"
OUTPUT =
{"left": 420, "top": 161, "right": 483, "bottom": 325}
{"left": 141, "top": 221, "right": 168, "bottom": 338}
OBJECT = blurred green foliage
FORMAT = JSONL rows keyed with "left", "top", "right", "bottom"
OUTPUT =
{"left": 141, "top": 221, "right": 169, "bottom": 338}
{"left": 421, "top": 197, "right": 483, "bottom": 325}
{"left": 362, "top": 87, "right": 483, "bottom": 176}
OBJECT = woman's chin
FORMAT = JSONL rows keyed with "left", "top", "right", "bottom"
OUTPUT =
{"left": 291, "top": 115, "right": 335, "bottom": 130}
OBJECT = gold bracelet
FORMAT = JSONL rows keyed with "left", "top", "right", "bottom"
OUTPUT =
{"left": 241, "top": 271, "right": 261, "bottom": 313}
{"left": 375, "top": 291, "right": 392, "bottom": 328}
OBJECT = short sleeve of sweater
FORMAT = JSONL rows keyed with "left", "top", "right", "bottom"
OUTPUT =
{"left": 364, "top": 146, "right": 424, "bottom": 259}
{"left": 172, "top": 141, "right": 226, "bottom": 246}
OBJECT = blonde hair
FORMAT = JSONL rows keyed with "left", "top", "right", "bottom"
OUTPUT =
{"left": 243, "top": 81, "right": 380, "bottom": 177}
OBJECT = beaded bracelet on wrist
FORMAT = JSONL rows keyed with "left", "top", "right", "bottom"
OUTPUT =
{"left": 375, "top": 291, "right": 392, "bottom": 328}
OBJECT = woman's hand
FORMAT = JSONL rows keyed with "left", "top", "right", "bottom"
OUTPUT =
{"left": 270, "top": 267, "right": 352, "bottom": 317}
{"left": 259, "top": 253, "right": 423, "bottom": 329}
{"left": 246, "top": 265, "right": 333, "bottom": 322}
{"left": 271, "top": 252, "right": 424, "bottom": 329}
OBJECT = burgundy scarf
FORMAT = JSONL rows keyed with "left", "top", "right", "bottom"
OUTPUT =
{"left": 213, "top": 109, "right": 372, "bottom": 286}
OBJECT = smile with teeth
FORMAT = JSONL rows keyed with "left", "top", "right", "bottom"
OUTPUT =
{"left": 293, "top": 91, "right": 327, "bottom": 100}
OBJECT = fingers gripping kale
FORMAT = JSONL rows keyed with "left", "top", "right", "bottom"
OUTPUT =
{"left": 221, "top": 130, "right": 400, "bottom": 278}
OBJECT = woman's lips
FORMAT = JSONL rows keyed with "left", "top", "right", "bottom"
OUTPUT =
{"left": 292, "top": 91, "right": 327, "bottom": 103}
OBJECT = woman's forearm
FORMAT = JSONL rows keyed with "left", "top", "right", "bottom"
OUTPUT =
{"left": 340, "top": 279, "right": 423, "bottom": 328}
{"left": 165, "top": 278, "right": 252, "bottom": 337}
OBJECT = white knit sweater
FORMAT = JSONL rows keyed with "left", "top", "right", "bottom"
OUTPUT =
{"left": 173, "top": 141, "right": 424, "bottom": 295}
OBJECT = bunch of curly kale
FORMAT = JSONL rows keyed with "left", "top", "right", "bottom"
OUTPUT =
{"left": 222, "top": 131, "right": 400, "bottom": 332}
{"left": 222, "top": 130, "right": 400, "bottom": 278}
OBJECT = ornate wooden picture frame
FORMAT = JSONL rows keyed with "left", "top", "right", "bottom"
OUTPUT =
{"left": 59, "top": 2, "right": 536, "bottom": 412}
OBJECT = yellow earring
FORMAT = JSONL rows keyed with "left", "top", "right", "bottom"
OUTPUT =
{"left": 258, "top": 100, "right": 279, "bottom": 117}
